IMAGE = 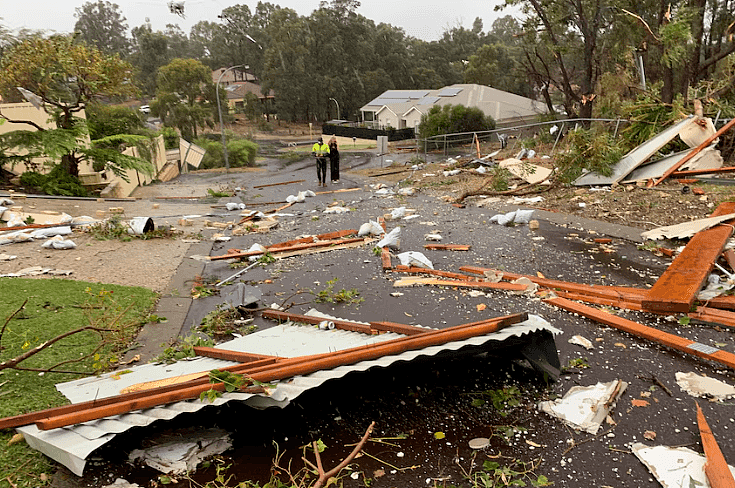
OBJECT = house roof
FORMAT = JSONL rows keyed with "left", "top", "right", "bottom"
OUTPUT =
{"left": 224, "top": 81, "right": 274, "bottom": 100}
{"left": 17, "top": 311, "right": 558, "bottom": 476}
{"left": 361, "top": 84, "right": 548, "bottom": 122}
{"left": 212, "top": 68, "right": 257, "bottom": 84}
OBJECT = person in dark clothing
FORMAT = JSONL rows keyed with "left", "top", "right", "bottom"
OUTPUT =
{"left": 328, "top": 136, "right": 340, "bottom": 183}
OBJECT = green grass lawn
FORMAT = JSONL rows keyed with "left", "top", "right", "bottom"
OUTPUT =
{"left": 0, "top": 278, "right": 157, "bottom": 488}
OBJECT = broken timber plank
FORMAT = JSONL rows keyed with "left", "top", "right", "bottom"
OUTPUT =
{"left": 192, "top": 348, "right": 284, "bottom": 364}
{"left": 672, "top": 166, "right": 735, "bottom": 177}
{"left": 687, "top": 307, "right": 735, "bottom": 330}
{"left": 253, "top": 179, "right": 305, "bottom": 189}
{"left": 642, "top": 202, "right": 735, "bottom": 313}
{"left": 211, "top": 237, "right": 366, "bottom": 261}
{"left": 460, "top": 265, "right": 647, "bottom": 301}
{"left": 545, "top": 297, "right": 735, "bottom": 370}
{"left": 267, "top": 229, "right": 357, "bottom": 250}
{"left": 260, "top": 309, "right": 377, "bottom": 335}
{"left": 393, "top": 276, "right": 527, "bottom": 291}
{"left": 696, "top": 402, "right": 735, "bottom": 488}
{"left": 392, "top": 265, "right": 478, "bottom": 281}
{"left": 653, "top": 117, "right": 735, "bottom": 186}
{"left": 424, "top": 244, "right": 472, "bottom": 251}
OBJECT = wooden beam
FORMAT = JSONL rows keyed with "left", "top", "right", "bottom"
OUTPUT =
{"left": 696, "top": 402, "right": 735, "bottom": 488}
{"left": 261, "top": 309, "right": 377, "bottom": 335}
{"left": 424, "top": 244, "right": 472, "bottom": 251}
{"left": 545, "top": 297, "right": 735, "bottom": 370}
{"left": 672, "top": 166, "right": 735, "bottom": 177}
{"left": 253, "top": 179, "right": 305, "bottom": 189}
{"left": 652, "top": 117, "right": 735, "bottom": 186}
{"left": 642, "top": 202, "right": 735, "bottom": 313}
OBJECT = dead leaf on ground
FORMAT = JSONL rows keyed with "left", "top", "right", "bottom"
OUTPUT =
{"left": 614, "top": 342, "right": 627, "bottom": 348}
{"left": 631, "top": 399, "right": 650, "bottom": 407}
{"left": 605, "top": 415, "right": 617, "bottom": 426}
{"left": 643, "top": 430, "right": 656, "bottom": 441}
{"left": 536, "top": 271, "right": 545, "bottom": 278}
{"left": 476, "top": 303, "right": 486, "bottom": 311}
{"left": 7, "top": 433, "right": 24, "bottom": 446}
{"left": 374, "top": 469, "right": 386, "bottom": 478}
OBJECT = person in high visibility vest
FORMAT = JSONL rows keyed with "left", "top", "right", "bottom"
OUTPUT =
{"left": 311, "top": 137, "right": 330, "bottom": 187}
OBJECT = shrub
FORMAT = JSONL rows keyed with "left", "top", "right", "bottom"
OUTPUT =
{"left": 418, "top": 104, "right": 495, "bottom": 138}
{"left": 19, "top": 166, "right": 88, "bottom": 197}
{"left": 160, "top": 126, "right": 180, "bottom": 149}
{"left": 195, "top": 137, "right": 258, "bottom": 169}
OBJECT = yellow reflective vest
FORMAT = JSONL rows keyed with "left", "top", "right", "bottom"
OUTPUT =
{"left": 312, "top": 142, "right": 330, "bottom": 157}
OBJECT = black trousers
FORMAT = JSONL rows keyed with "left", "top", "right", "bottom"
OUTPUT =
{"left": 316, "top": 157, "right": 327, "bottom": 183}
{"left": 330, "top": 156, "right": 340, "bottom": 181}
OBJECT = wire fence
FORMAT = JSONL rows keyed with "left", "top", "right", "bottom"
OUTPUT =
{"left": 414, "top": 118, "right": 629, "bottom": 160}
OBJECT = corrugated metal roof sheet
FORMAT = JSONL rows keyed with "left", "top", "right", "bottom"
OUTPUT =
{"left": 18, "top": 311, "right": 559, "bottom": 476}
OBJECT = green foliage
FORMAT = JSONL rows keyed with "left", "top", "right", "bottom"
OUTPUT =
{"left": 87, "top": 214, "right": 132, "bottom": 241}
{"left": 554, "top": 128, "right": 625, "bottom": 183}
{"left": 489, "top": 166, "right": 512, "bottom": 192}
{"left": 470, "top": 385, "right": 522, "bottom": 417}
{"left": 567, "top": 357, "right": 590, "bottom": 369}
{"left": 195, "top": 136, "right": 258, "bottom": 169}
{"left": 198, "top": 306, "right": 258, "bottom": 338}
{"left": 151, "top": 58, "right": 215, "bottom": 141}
{"left": 313, "top": 278, "right": 364, "bottom": 305}
{"left": 154, "top": 334, "right": 215, "bottom": 364}
{"left": 227, "top": 139, "right": 258, "bottom": 167}
{"left": 86, "top": 103, "right": 149, "bottom": 140}
{"left": 418, "top": 104, "right": 496, "bottom": 138}
{"left": 19, "top": 166, "right": 88, "bottom": 196}
{"left": 619, "top": 93, "right": 689, "bottom": 149}
{"left": 160, "top": 126, "right": 179, "bottom": 149}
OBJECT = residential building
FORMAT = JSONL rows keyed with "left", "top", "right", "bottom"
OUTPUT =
{"left": 359, "top": 84, "right": 549, "bottom": 132}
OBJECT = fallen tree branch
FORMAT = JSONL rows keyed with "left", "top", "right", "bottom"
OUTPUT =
{"left": 311, "top": 421, "right": 376, "bottom": 488}
{"left": 0, "top": 299, "right": 28, "bottom": 350}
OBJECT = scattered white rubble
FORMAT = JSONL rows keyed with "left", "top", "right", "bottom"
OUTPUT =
{"left": 375, "top": 227, "right": 400, "bottom": 249}
{"left": 41, "top": 235, "right": 77, "bottom": 249}
{"left": 128, "top": 429, "right": 233, "bottom": 475}
{"left": 675, "top": 371, "right": 735, "bottom": 401}
{"left": 396, "top": 251, "right": 433, "bottom": 269}
{"left": 568, "top": 335, "right": 594, "bottom": 350}
{"left": 398, "top": 188, "right": 415, "bottom": 196}
{"left": 443, "top": 169, "right": 461, "bottom": 176}
{"left": 631, "top": 443, "right": 735, "bottom": 488}
{"left": 323, "top": 206, "right": 350, "bottom": 214}
{"left": 538, "top": 380, "right": 627, "bottom": 434}
{"left": 489, "top": 209, "right": 535, "bottom": 226}
{"left": 358, "top": 221, "right": 385, "bottom": 237}
{"left": 226, "top": 202, "right": 246, "bottom": 211}
{"left": 424, "top": 233, "right": 442, "bottom": 241}
{"left": 102, "top": 479, "right": 141, "bottom": 488}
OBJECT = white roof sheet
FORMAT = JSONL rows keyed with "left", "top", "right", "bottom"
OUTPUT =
{"left": 18, "top": 312, "right": 558, "bottom": 476}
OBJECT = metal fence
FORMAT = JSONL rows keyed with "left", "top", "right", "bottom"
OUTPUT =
{"left": 415, "top": 118, "right": 629, "bottom": 159}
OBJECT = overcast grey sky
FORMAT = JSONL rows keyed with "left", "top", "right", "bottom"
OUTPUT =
{"left": 1, "top": 0, "right": 520, "bottom": 42}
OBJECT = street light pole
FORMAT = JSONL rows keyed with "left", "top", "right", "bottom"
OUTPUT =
{"left": 329, "top": 97, "right": 340, "bottom": 120}
{"left": 216, "top": 64, "right": 246, "bottom": 173}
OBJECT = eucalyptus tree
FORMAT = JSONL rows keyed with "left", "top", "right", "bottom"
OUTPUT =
{"left": 73, "top": 1, "right": 131, "bottom": 57}
{"left": 150, "top": 58, "right": 215, "bottom": 141}
{"left": 504, "top": 0, "right": 614, "bottom": 119}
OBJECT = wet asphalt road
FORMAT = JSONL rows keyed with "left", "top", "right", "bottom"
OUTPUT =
{"left": 59, "top": 147, "right": 735, "bottom": 487}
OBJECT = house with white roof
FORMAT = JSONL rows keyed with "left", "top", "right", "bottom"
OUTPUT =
{"left": 359, "top": 84, "right": 549, "bottom": 132}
